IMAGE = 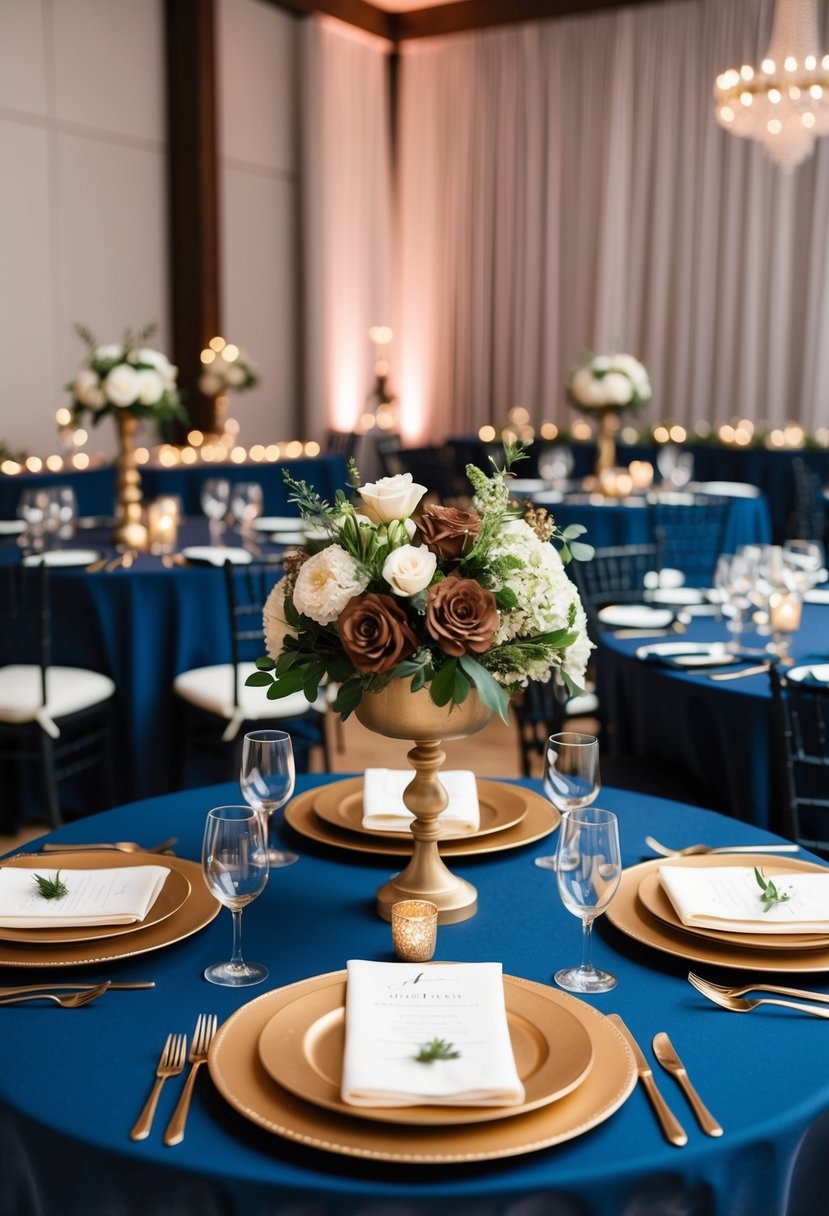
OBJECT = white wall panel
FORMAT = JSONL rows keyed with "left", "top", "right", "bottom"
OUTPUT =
{"left": 218, "top": 0, "right": 297, "bottom": 173}
{"left": 52, "top": 0, "right": 164, "bottom": 142}
{"left": 221, "top": 165, "right": 297, "bottom": 444}
{"left": 0, "top": 0, "right": 47, "bottom": 116}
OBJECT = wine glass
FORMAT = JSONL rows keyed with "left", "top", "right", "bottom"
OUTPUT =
{"left": 201, "top": 805, "right": 269, "bottom": 987}
{"left": 200, "top": 478, "right": 230, "bottom": 545}
{"left": 534, "top": 732, "right": 600, "bottom": 870}
{"left": 782, "top": 540, "right": 825, "bottom": 593}
{"left": 554, "top": 806, "right": 621, "bottom": 994}
{"left": 240, "top": 729, "right": 299, "bottom": 866}
{"left": 228, "top": 481, "right": 264, "bottom": 543}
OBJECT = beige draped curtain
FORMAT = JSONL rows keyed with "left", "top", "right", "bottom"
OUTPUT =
{"left": 394, "top": 0, "right": 829, "bottom": 443}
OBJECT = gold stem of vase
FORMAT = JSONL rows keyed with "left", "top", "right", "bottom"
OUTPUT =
{"left": 375, "top": 738, "right": 478, "bottom": 925}
{"left": 113, "top": 412, "right": 148, "bottom": 550}
{"left": 595, "top": 408, "right": 620, "bottom": 476}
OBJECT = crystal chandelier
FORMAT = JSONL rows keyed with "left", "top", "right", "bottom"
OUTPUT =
{"left": 714, "top": 0, "right": 829, "bottom": 170}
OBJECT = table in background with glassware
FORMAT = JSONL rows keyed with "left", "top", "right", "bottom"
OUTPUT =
{"left": 0, "top": 773, "right": 826, "bottom": 1216}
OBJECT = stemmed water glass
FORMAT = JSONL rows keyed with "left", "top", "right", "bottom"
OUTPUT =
{"left": 240, "top": 729, "right": 299, "bottom": 866}
{"left": 200, "top": 478, "right": 230, "bottom": 545}
{"left": 535, "top": 732, "right": 600, "bottom": 870}
{"left": 228, "top": 481, "right": 264, "bottom": 546}
{"left": 201, "top": 805, "right": 269, "bottom": 987}
{"left": 554, "top": 806, "right": 621, "bottom": 993}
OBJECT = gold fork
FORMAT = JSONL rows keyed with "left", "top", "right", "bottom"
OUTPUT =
{"left": 688, "top": 972, "right": 829, "bottom": 1019}
{"left": 163, "top": 1014, "right": 218, "bottom": 1145}
{"left": 0, "top": 981, "right": 111, "bottom": 1008}
{"left": 688, "top": 971, "right": 829, "bottom": 1006}
{"left": 130, "top": 1032, "right": 188, "bottom": 1141}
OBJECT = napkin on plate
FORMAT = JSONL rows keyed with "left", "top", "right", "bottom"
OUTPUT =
{"left": 0, "top": 865, "right": 170, "bottom": 928}
{"left": 362, "top": 769, "right": 480, "bottom": 833}
{"left": 341, "top": 960, "right": 525, "bottom": 1107}
{"left": 659, "top": 865, "right": 829, "bottom": 934}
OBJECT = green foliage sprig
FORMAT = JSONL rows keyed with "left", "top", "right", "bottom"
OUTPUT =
{"left": 33, "top": 872, "right": 68, "bottom": 900}
{"left": 414, "top": 1038, "right": 460, "bottom": 1064}
{"left": 754, "top": 867, "right": 791, "bottom": 912}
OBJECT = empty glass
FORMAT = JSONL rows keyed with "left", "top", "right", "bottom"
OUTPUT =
{"left": 228, "top": 481, "right": 264, "bottom": 540}
{"left": 240, "top": 729, "right": 299, "bottom": 866}
{"left": 554, "top": 806, "right": 621, "bottom": 994}
{"left": 535, "top": 732, "right": 600, "bottom": 871}
{"left": 782, "top": 540, "right": 825, "bottom": 593}
{"left": 200, "top": 478, "right": 230, "bottom": 545}
{"left": 538, "top": 445, "right": 574, "bottom": 488}
{"left": 201, "top": 805, "right": 269, "bottom": 987}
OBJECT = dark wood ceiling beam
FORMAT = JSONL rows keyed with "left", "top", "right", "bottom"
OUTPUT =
{"left": 164, "top": 0, "right": 221, "bottom": 435}
{"left": 392, "top": 0, "right": 660, "bottom": 41}
{"left": 270, "top": 0, "right": 394, "bottom": 40}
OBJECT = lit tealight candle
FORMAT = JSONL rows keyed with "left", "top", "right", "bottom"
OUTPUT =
{"left": 147, "top": 501, "right": 178, "bottom": 555}
{"left": 598, "top": 467, "right": 634, "bottom": 498}
{"left": 628, "top": 460, "right": 654, "bottom": 492}
{"left": 391, "top": 900, "right": 438, "bottom": 962}
{"left": 769, "top": 590, "right": 802, "bottom": 635}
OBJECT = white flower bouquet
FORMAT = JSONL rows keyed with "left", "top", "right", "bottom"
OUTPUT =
{"left": 67, "top": 323, "right": 185, "bottom": 427}
{"left": 199, "top": 348, "right": 258, "bottom": 397}
{"left": 249, "top": 445, "right": 594, "bottom": 722}
{"left": 566, "top": 351, "right": 652, "bottom": 413}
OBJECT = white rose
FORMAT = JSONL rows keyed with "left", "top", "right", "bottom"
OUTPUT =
{"left": 592, "top": 355, "right": 611, "bottom": 372}
{"left": 135, "top": 368, "right": 164, "bottom": 405}
{"left": 570, "top": 367, "right": 602, "bottom": 405}
{"left": 382, "top": 544, "right": 437, "bottom": 597}
{"left": 292, "top": 545, "right": 370, "bottom": 626}
{"left": 103, "top": 363, "right": 141, "bottom": 407}
{"left": 73, "top": 369, "right": 104, "bottom": 409}
{"left": 95, "top": 344, "right": 123, "bottom": 362}
{"left": 262, "top": 578, "right": 296, "bottom": 660}
{"left": 358, "top": 473, "right": 427, "bottom": 523}
{"left": 599, "top": 372, "right": 634, "bottom": 405}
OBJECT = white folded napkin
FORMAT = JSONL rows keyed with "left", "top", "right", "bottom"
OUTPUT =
{"left": 0, "top": 865, "right": 170, "bottom": 928}
{"left": 341, "top": 960, "right": 525, "bottom": 1107}
{"left": 659, "top": 865, "right": 829, "bottom": 934}
{"left": 362, "top": 769, "right": 480, "bottom": 833}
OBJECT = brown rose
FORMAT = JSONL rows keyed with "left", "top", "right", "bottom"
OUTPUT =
{"left": 417, "top": 505, "right": 481, "bottom": 559}
{"left": 425, "top": 576, "right": 499, "bottom": 657}
{"left": 338, "top": 592, "right": 418, "bottom": 675}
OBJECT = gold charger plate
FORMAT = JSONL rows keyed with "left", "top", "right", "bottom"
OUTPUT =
{"left": 606, "top": 854, "right": 829, "bottom": 973}
{"left": 637, "top": 869, "right": 829, "bottom": 952}
{"left": 256, "top": 973, "right": 593, "bottom": 1126}
{"left": 285, "top": 782, "right": 559, "bottom": 858}
{"left": 209, "top": 970, "right": 636, "bottom": 1163}
{"left": 0, "top": 859, "right": 190, "bottom": 945}
{"left": 0, "top": 852, "right": 219, "bottom": 967}
{"left": 312, "top": 777, "right": 527, "bottom": 842}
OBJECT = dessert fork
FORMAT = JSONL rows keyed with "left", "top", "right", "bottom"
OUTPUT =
{"left": 687, "top": 971, "right": 829, "bottom": 1006}
{"left": 163, "top": 1013, "right": 218, "bottom": 1145}
{"left": 0, "top": 981, "right": 111, "bottom": 1008}
{"left": 130, "top": 1032, "right": 188, "bottom": 1141}
{"left": 688, "top": 972, "right": 829, "bottom": 1018}
{"left": 644, "top": 835, "right": 799, "bottom": 857}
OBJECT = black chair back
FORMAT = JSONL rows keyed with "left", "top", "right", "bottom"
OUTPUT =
{"left": 770, "top": 665, "right": 829, "bottom": 856}
{"left": 0, "top": 563, "right": 49, "bottom": 706}
{"left": 224, "top": 563, "right": 284, "bottom": 708}
{"left": 649, "top": 495, "right": 729, "bottom": 588}
{"left": 513, "top": 678, "right": 569, "bottom": 777}
{"left": 568, "top": 542, "right": 662, "bottom": 636}
{"left": 788, "top": 458, "right": 826, "bottom": 544}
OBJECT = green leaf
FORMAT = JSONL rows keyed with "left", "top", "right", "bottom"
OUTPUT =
{"left": 255, "top": 656, "right": 275, "bottom": 671}
{"left": 245, "top": 671, "right": 274, "bottom": 687}
{"left": 33, "top": 871, "right": 68, "bottom": 900}
{"left": 304, "top": 677, "right": 321, "bottom": 702}
{"left": 266, "top": 669, "right": 309, "bottom": 698}
{"left": 452, "top": 667, "right": 470, "bottom": 704}
{"left": 458, "top": 655, "right": 510, "bottom": 723}
{"left": 561, "top": 524, "right": 587, "bottom": 539}
{"left": 333, "top": 678, "right": 363, "bottom": 717}
{"left": 276, "top": 650, "right": 304, "bottom": 675}
{"left": 429, "top": 658, "right": 458, "bottom": 707}
{"left": 411, "top": 668, "right": 427, "bottom": 692}
{"left": 494, "top": 587, "right": 519, "bottom": 611}
{"left": 328, "top": 656, "right": 357, "bottom": 683}
{"left": 569, "top": 541, "right": 595, "bottom": 562}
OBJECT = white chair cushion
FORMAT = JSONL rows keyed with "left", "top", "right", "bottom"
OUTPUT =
{"left": 173, "top": 663, "right": 326, "bottom": 722}
{"left": 0, "top": 665, "right": 115, "bottom": 728}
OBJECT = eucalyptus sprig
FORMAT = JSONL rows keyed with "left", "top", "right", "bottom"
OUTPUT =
{"left": 754, "top": 867, "right": 791, "bottom": 912}
{"left": 33, "top": 871, "right": 68, "bottom": 900}
{"left": 414, "top": 1037, "right": 461, "bottom": 1064}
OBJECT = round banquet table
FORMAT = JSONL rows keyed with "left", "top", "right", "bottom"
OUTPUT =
{"left": 0, "top": 774, "right": 827, "bottom": 1216}
{"left": 597, "top": 598, "right": 829, "bottom": 831}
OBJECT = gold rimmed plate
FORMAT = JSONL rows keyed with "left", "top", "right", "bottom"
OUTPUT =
{"left": 209, "top": 970, "right": 636, "bottom": 1163}
{"left": 285, "top": 782, "right": 558, "bottom": 858}
{"left": 606, "top": 854, "right": 829, "bottom": 973}
{"left": 313, "top": 778, "right": 528, "bottom": 842}
{"left": 0, "top": 852, "right": 219, "bottom": 967}
{"left": 0, "top": 859, "right": 191, "bottom": 945}
{"left": 256, "top": 973, "right": 593, "bottom": 1126}
{"left": 636, "top": 869, "right": 829, "bottom": 952}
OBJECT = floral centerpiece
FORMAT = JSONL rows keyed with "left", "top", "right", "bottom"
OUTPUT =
{"left": 198, "top": 347, "right": 258, "bottom": 397}
{"left": 248, "top": 444, "right": 594, "bottom": 725}
{"left": 566, "top": 351, "right": 652, "bottom": 477}
{"left": 66, "top": 323, "right": 185, "bottom": 548}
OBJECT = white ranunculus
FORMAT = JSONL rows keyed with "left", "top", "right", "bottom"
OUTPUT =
{"left": 292, "top": 545, "right": 370, "bottom": 625}
{"left": 599, "top": 372, "right": 634, "bottom": 406}
{"left": 358, "top": 473, "right": 427, "bottom": 524}
{"left": 382, "top": 544, "right": 437, "bottom": 597}
{"left": 262, "top": 578, "right": 296, "bottom": 660}
{"left": 103, "top": 363, "right": 141, "bottom": 408}
{"left": 135, "top": 368, "right": 164, "bottom": 405}
{"left": 73, "top": 369, "right": 104, "bottom": 409}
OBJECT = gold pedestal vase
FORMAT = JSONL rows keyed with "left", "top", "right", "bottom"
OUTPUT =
{"left": 355, "top": 682, "right": 494, "bottom": 924}
{"left": 595, "top": 406, "right": 621, "bottom": 477}
{"left": 113, "top": 412, "right": 148, "bottom": 550}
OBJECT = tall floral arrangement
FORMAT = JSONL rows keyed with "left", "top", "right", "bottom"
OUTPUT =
{"left": 249, "top": 446, "right": 594, "bottom": 723}
{"left": 566, "top": 352, "right": 651, "bottom": 413}
{"left": 66, "top": 323, "right": 185, "bottom": 427}
{"left": 198, "top": 348, "right": 258, "bottom": 397}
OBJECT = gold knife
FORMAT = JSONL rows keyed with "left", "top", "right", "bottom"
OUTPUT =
{"left": 652, "top": 1032, "right": 723, "bottom": 1137}
{"left": 608, "top": 1015, "right": 688, "bottom": 1146}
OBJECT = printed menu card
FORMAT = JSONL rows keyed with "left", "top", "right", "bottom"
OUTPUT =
{"left": 659, "top": 865, "right": 829, "bottom": 933}
{"left": 0, "top": 866, "right": 171, "bottom": 927}
{"left": 341, "top": 960, "right": 525, "bottom": 1106}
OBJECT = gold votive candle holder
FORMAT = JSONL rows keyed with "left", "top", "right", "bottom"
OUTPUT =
{"left": 391, "top": 900, "right": 438, "bottom": 962}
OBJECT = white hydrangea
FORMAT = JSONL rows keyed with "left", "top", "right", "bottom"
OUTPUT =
{"left": 262, "top": 578, "right": 296, "bottom": 659}
{"left": 292, "top": 544, "right": 370, "bottom": 626}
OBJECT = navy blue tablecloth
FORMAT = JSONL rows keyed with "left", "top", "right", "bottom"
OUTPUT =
{"left": 597, "top": 601, "right": 829, "bottom": 830}
{"left": 0, "top": 776, "right": 826, "bottom": 1216}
